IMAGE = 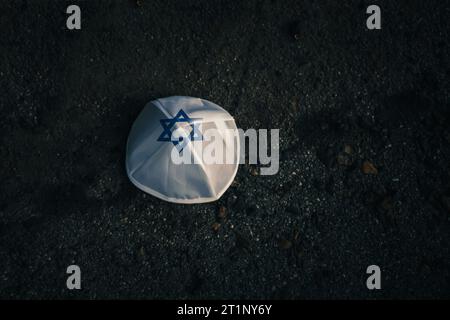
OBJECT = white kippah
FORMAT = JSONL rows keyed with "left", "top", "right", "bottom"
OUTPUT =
{"left": 126, "top": 96, "right": 240, "bottom": 204}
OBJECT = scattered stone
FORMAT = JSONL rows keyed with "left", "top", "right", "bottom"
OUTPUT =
{"left": 362, "top": 160, "right": 378, "bottom": 175}
{"left": 279, "top": 239, "right": 292, "bottom": 250}
{"left": 218, "top": 206, "right": 227, "bottom": 219}
{"left": 250, "top": 166, "right": 259, "bottom": 176}
{"left": 337, "top": 153, "right": 352, "bottom": 166}
{"left": 231, "top": 180, "right": 240, "bottom": 187}
{"left": 344, "top": 145, "right": 354, "bottom": 155}
{"left": 291, "top": 97, "right": 300, "bottom": 113}
{"left": 212, "top": 222, "right": 221, "bottom": 232}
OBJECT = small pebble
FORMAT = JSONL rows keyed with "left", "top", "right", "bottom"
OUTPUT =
{"left": 291, "top": 97, "right": 300, "bottom": 112}
{"left": 279, "top": 239, "right": 292, "bottom": 249}
{"left": 362, "top": 160, "right": 378, "bottom": 175}
{"left": 218, "top": 206, "right": 227, "bottom": 219}
{"left": 344, "top": 145, "right": 353, "bottom": 155}
{"left": 337, "top": 153, "right": 352, "bottom": 166}
{"left": 212, "top": 222, "right": 221, "bottom": 232}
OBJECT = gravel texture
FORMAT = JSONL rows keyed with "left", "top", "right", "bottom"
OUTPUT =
{"left": 0, "top": 0, "right": 449, "bottom": 299}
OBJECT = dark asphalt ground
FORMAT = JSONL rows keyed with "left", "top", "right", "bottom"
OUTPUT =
{"left": 0, "top": 0, "right": 449, "bottom": 299}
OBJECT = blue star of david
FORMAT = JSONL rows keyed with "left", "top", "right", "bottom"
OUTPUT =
{"left": 157, "top": 109, "right": 202, "bottom": 152}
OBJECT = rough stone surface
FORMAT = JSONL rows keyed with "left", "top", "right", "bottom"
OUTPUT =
{"left": 0, "top": 0, "right": 449, "bottom": 299}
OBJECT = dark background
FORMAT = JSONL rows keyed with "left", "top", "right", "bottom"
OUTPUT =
{"left": 0, "top": 0, "right": 449, "bottom": 299}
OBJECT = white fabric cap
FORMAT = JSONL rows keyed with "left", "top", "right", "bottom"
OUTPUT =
{"left": 126, "top": 96, "right": 240, "bottom": 204}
